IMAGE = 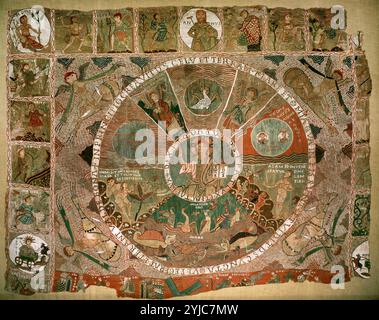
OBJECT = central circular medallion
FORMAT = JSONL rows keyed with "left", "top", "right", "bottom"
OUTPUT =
{"left": 91, "top": 57, "right": 316, "bottom": 275}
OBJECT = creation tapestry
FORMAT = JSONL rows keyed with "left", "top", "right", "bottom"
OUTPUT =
{"left": 5, "top": 5, "right": 372, "bottom": 298}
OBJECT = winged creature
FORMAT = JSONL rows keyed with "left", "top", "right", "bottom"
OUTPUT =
{"left": 56, "top": 184, "right": 122, "bottom": 271}
{"left": 55, "top": 60, "right": 123, "bottom": 143}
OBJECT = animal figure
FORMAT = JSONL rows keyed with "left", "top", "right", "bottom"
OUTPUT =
{"left": 229, "top": 232, "right": 258, "bottom": 251}
{"left": 133, "top": 230, "right": 176, "bottom": 249}
{"left": 190, "top": 88, "right": 211, "bottom": 110}
{"left": 177, "top": 209, "right": 193, "bottom": 233}
{"left": 216, "top": 223, "right": 261, "bottom": 253}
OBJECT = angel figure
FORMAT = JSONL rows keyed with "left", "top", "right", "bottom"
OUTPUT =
{"left": 284, "top": 59, "right": 351, "bottom": 134}
{"left": 223, "top": 86, "right": 258, "bottom": 129}
{"left": 137, "top": 85, "right": 186, "bottom": 134}
{"left": 56, "top": 187, "right": 121, "bottom": 272}
{"left": 283, "top": 193, "right": 347, "bottom": 267}
{"left": 55, "top": 61, "right": 123, "bottom": 143}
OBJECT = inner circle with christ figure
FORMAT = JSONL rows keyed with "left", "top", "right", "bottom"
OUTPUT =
{"left": 164, "top": 129, "right": 242, "bottom": 203}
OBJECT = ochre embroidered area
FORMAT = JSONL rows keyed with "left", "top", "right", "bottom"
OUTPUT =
{"left": 5, "top": 5, "right": 371, "bottom": 298}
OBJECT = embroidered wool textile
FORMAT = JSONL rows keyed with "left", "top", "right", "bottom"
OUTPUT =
{"left": 5, "top": 5, "right": 372, "bottom": 298}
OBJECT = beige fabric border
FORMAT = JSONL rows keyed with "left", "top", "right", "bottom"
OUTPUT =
{"left": 0, "top": 0, "right": 378, "bottom": 300}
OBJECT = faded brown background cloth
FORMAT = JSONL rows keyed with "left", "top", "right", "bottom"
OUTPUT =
{"left": 0, "top": 0, "right": 378, "bottom": 299}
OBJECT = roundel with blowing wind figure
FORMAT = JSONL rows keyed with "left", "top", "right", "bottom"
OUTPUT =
{"left": 92, "top": 57, "right": 315, "bottom": 273}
